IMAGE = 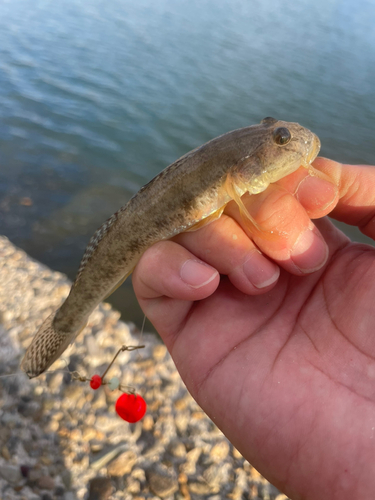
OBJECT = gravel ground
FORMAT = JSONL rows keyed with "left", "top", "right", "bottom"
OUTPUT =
{"left": 0, "top": 235, "right": 289, "bottom": 500}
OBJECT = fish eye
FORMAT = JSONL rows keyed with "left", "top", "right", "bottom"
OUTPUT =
{"left": 273, "top": 127, "right": 291, "bottom": 145}
{"left": 261, "top": 117, "right": 278, "bottom": 125}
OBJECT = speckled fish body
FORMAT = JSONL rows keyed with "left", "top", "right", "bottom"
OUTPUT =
{"left": 21, "top": 118, "right": 321, "bottom": 377}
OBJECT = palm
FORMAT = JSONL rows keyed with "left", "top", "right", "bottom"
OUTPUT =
{"left": 166, "top": 219, "right": 375, "bottom": 498}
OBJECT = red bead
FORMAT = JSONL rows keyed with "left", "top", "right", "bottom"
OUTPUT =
{"left": 115, "top": 393, "right": 147, "bottom": 423}
{"left": 90, "top": 374, "right": 102, "bottom": 390}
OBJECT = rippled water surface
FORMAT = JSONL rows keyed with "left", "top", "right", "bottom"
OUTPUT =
{"left": 1, "top": 0, "right": 375, "bottom": 326}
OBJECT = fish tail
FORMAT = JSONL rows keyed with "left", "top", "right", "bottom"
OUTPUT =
{"left": 21, "top": 312, "right": 83, "bottom": 378}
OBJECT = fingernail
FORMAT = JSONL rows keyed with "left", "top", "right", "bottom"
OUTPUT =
{"left": 180, "top": 259, "right": 218, "bottom": 288}
{"left": 291, "top": 226, "right": 328, "bottom": 273}
{"left": 243, "top": 250, "right": 280, "bottom": 288}
{"left": 295, "top": 175, "right": 338, "bottom": 211}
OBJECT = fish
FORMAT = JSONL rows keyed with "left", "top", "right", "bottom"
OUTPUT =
{"left": 21, "top": 117, "right": 321, "bottom": 378}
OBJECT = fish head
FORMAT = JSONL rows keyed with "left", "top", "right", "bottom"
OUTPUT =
{"left": 232, "top": 118, "right": 321, "bottom": 194}
{"left": 256, "top": 117, "right": 321, "bottom": 183}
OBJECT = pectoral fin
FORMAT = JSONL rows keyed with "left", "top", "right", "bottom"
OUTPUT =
{"left": 185, "top": 206, "right": 226, "bottom": 232}
{"left": 225, "top": 175, "right": 278, "bottom": 240}
{"left": 307, "top": 164, "right": 339, "bottom": 185}
{"left": 225, "top": 176, "right": 262, "bottom": 232}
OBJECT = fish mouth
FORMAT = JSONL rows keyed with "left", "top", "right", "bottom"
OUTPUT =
{"left": 305, "top": 134, "right": 321, "bottom": 165}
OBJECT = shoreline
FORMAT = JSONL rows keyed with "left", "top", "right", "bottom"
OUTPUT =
{"left": 0, "top": 235, "right": 284, "bottom": 500}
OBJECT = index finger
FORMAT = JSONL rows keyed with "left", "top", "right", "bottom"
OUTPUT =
{"left": 311, "top": 158, "right": 375, "bottom": 240}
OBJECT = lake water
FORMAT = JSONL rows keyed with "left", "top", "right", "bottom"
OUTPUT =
{"left": 0, "top": 0, "right": 374, "bottom": 328}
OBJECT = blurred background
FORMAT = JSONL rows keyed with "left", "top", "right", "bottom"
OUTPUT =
{"left": 0, "top": 0, "right": 374, "bottom": 329}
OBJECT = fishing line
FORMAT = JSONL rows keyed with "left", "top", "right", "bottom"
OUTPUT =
{"left": 0, "top": 343, "right": 148, "bottom": 422}
{"left": 140, "top": 314, "right": 146, "bottom": 340}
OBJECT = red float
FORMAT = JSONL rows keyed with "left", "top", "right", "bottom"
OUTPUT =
{"left": 115, "top": 393, "right": 147, "bottom": 423}
{"left": 89, "top": 374, "right": 102, "bottom": 390}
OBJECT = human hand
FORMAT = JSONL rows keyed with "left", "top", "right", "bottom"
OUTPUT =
{"left": 132, "top": 158, "right": 375, "bottom": 500}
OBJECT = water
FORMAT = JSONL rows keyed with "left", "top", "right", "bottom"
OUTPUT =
{"left": 0, "top": 0, "right": 374, "bottom": 328}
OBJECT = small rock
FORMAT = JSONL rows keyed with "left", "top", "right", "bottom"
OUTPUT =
{"left": 174, "top": 397, "right": 189, "bottom": 411}
{"left": 178, "top": 472, "right": 188, "bottom": 484}
{"left": 107, "top": 451, "right": 137, "bottom": 477}
{"left": 38, "top": 475, "right": 55, "bottom": 490}
{"left": 232, "top": 447, "right": 243, "bottom": 459}
{"left": 75, "top": 455, "right": 90, "bottom": 470}
{"left": 1, "top": 446, "right": 11, "bottom": 460}
{"left": 42, "top": 399, "right": 55, "bottom": 412}
{"left": 20, "top": 465, "right": 31, "bottom": 478}
{"left": 209, "top": 441, "right": 230, "bottom": 462}
{"left": 63, "top": 492, "right": 76, "bottom": 500}
{"left": 131, "top": 468, "right": 146, "bottom": 482}
{"left": 232, "top": 467, "right": 248, "bottom": 494}
{"left": 61, "top": 470, "right": 72, "bottom": 489}
{"left": 152, "top": 344, "right": 167, "bottom": 361}
{"left": 180, "top": 447, "right": 202, "bottom": 475}
{"left": 203, "top": 463, "right": 232, "bottom": 489}
{"left": 20, "top": 197, "right": 33, "bottom": 206}
{"left": 19, "top": 486, "right": 40, "bottom": 500}
{"left": 87, "top": 477, "right": 114, "bottom": 500}
{"left": 85, "top": 414, "right": 96, "bottom": 427}
{"left": 90, "top": 440, "right": 104, "bottom": 453}
{"left": 142, "top": 414, "right": 154, "bottom": 431}
{"left": 229, "top": 485, "right": 245, "bottom": 500}
{"left": 147, "top": 467, "right": 178, "bottom": 498}
{"left": 52, "top": 411, "right": 64, "bottom": 422}
{"left": 17, "top": 398, "right": 41, "bottom": 418}
{"left": 46, "top": 420, "right": 59, "bottom": 433}
{"left": 0, "top": 463, "right": 22, "bottom": 484}
{"left": 82, "top": 427, "right": 97, "bottom": 442}
{"left": 69, "top": 428, "right": 82, "bottom": 441}
{"left": 191, "top": 410, "right": 206, "bottom": 420}
{"left": 174, "top": 411, "right": 190, "bottom": 434}
{"left": 55, "top": 485, "right": 65, "bottom": 496}
{"left": 28, "top": 468, "right": 43, "bottom": 482}
{"left": 41, "top": 493, "right": 53, "bottom": 500}
{"left": 188, "top": 482, "right": 212, "bottom": 495}
{"left": 0, "top": 309, "right": 13, "bottom": 322}
{"left": 40, "top": 456, "right": 53, "bottom": 466}
{"left": 125, "top": 476, "right": 141, "bottom": 494}
{"left": 169, "top": 442, "right": 186, "bottom": 458}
